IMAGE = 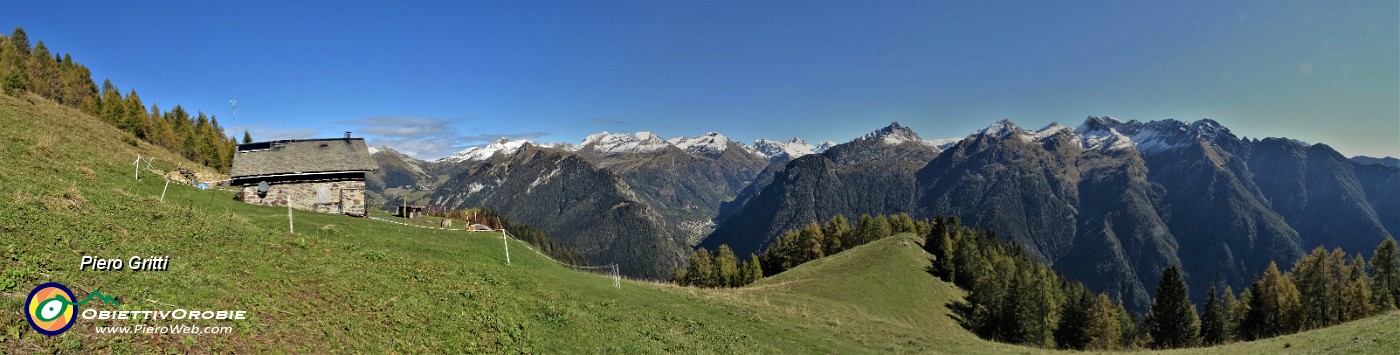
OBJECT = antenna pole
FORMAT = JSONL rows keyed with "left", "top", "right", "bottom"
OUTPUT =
{"left": 230, "top": 99, "right": 237, "bottom": 142}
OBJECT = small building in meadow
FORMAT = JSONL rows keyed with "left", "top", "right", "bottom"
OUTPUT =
{"left": 230, "top": 133, "right": 378, "bottom": 216}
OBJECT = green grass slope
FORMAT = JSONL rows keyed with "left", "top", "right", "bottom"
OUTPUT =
{"left": 1, "top": 92, "right": 1395, "bottom": 353}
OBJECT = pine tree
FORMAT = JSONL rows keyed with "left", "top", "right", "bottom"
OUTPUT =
{"left": 799, "top": 224, "right": 825, "bottom": 262}
{"left": 1200, "top": 286, "right": 1227, "bottom": 345}
{"left": 242, "top": 130, "right": 253, "bottom": 144}
{"left": 714, "top": 245, "right": 740, "bottom": 287}
{"left": 855, "top": 214, "right": 876, "bottom": 245}
{"left": 1145, "top": 266, "right": 1199, "bottom": 349}
{"left": 1054, "top": 285, "right": 1093, "bottom": 350}
{"left": 9, "top": 27, "right": 29, "bottom": 55}
{"left": 822, "top": 215, "right": 847, "bottom": 255}
{"left": 873, "top": 215, "right": 892, "bottom": 241}
{"left": 934, "top": 229, "right": 955, "bottom": 282}
{"left": 746, "top": 254, "right": 763, "bottom": 284}
{"left": 1373, "top": 237, "right": 1400, "bottom": 310}
{"left": 683, "top": 249, "right": 715, "bottom": 287}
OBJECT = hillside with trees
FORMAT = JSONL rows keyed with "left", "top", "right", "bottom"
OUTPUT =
{"left": 0, "top": 27, "right": 238, "bottom": 172}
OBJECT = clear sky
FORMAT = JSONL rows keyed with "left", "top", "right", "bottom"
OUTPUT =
{"left": 3, "top": 0, "right": 1396, "bottom": 159}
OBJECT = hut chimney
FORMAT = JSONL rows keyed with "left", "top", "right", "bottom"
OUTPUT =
{"left": 344, "top": 131, "right": 352, "bottom": 141}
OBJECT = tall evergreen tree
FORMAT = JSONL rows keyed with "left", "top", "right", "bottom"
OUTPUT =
{"left": 683, "top": 249, "right": 715, "bottom": 287}
{"left": 1054, "top": 285, "right": 1093, "bottom": 350}
{"left": 1373, "top": 237, "right": 1400, "bottom": 310}
{"left": 745, "top": 254, "right": 763, "bottom": 284}
{"left": 1200, "top": 286, "right": 1227, "bottom": 346}
{"left": 714, "top": 245, "right": 740, "bottom": 287}
{"left": 821, "top": 215, "right": 851, "bottom": 254}
{"left": 1145, "top": 266, "right": 1199, "bottom": 349}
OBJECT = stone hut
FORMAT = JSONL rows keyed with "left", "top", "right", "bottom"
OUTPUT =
{"left": 230, "top": 134, "right": 378, "bottom": 216}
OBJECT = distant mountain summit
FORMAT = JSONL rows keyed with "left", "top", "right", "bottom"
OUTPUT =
{"left": 1353, "top": 155, "right": 1400, "bottom": 168}
{"left": 748, "top": 137, "right": 827, "bottom": 162}
{"left": 437, "top": 137, "right": 532, "bottom": 163}
{"left": 669, "top": 132, "right": 738, "bottom": 158}
{"left": 855, "top": 121, "right": 945, "bottom": 148}
{"left": 576, "top": 131, "right": 672, "bottom": 156}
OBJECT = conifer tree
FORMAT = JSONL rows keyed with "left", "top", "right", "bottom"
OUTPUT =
{"left": 683, "top": 249, "right": 715, "bottom": 287}
{"left": 873, "top": 215, "right": 892, "bottom": 241}
{"left": 1054, "top": 285, "right": 1093, "bottom": 350}
{"left": 746, "top": 254, "right": 763, "bottom": 284}
{"left": 1240, "top": 262, "right": 1301, "bottom": 340}
{"left": 714, "top": 245, "right": 740, "bottom": 287}
{"left": 1086, "top": 293, "right": 1123, "bottom": 350}
{"left": 1219, "top": 285, "right": 1239, "bottom": 343}
{"left": 822, "top": 215, "right": 850, "bottom": 254}
{"left": 1200, "top": 286, "right": 1227, "bottom": 345}
{"left": 1294, "top": 246, "right": 1338, "bottom": 328}
{"left": 1373, "top": 237, "right": 1399, "bottom": 310}
{"left": 1342, "top": 254, "right": 1375, "bottom": 321}
{"left": 1145, "top": 266, "right": 1199, "bottom": 349}
{"left": 242, "top": 130, "right": 253, "bottom": 144}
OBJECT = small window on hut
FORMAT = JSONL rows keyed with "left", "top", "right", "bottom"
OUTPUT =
{"left": 316, "top": 186, "right": 332, "bottom": 204}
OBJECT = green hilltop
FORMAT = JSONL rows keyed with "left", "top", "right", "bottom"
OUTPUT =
{"left": 1, "top": 92, "right": 1396, "bottom": 353}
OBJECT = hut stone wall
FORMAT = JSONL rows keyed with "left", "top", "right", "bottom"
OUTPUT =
{"left": 237, "top": 180, "right": 367, "bottom": 215}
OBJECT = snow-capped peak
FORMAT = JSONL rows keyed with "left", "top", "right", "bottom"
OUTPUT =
{"left": 750, "top": 137, "right": 817, "bottom": 160}
{"left": 857, "top": 121, "right": 927, "bottom": 146}
{"left": 367, "top": 145, "right": 385, "bottom": 155}
{"left": 669, "top": 132, "right": 733, "bottom": 156}
{"left": 813, "top": 141, "right": 836, "bottom": 153}
{"left": 1070, "top": 116, "right": 1239, "bottom": 153}
{"left": 436, "top": 137, "right": 531, "bottom": 163}
{"left": 978, "top": 119, "right": 1024, "bottom": 139}
{"left": 1016, "top": 122, "right": 1071, "bottom": 144}
{"left": 577, "top": 131, "right": 670, "bottom": 155}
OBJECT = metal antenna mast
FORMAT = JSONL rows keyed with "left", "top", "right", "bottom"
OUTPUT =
{"left": 230, "top": 99, "right": 238, "bottom": 141}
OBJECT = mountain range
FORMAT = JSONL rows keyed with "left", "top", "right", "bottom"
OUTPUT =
{"left": 367, "top": 132, "right": 847, "bottom": 279}
{"left": 366, "top": 118, "right": 1398, "bottom": 311}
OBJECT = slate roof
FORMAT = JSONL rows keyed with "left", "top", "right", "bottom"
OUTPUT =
{"left": 230, "top": 138, "right": 378, "bottom": 178}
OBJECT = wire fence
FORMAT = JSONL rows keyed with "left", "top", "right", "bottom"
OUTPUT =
{"left": 365, "top": 215, "right": 621, "bottom": 288}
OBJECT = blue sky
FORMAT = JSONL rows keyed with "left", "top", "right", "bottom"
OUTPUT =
{"left": 3, "top": 0, "right": 1396, "bottom": 159}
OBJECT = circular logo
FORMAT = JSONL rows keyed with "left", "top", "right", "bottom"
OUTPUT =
{"left": 25, "top": 282, "right": 77, "bottom": 336}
